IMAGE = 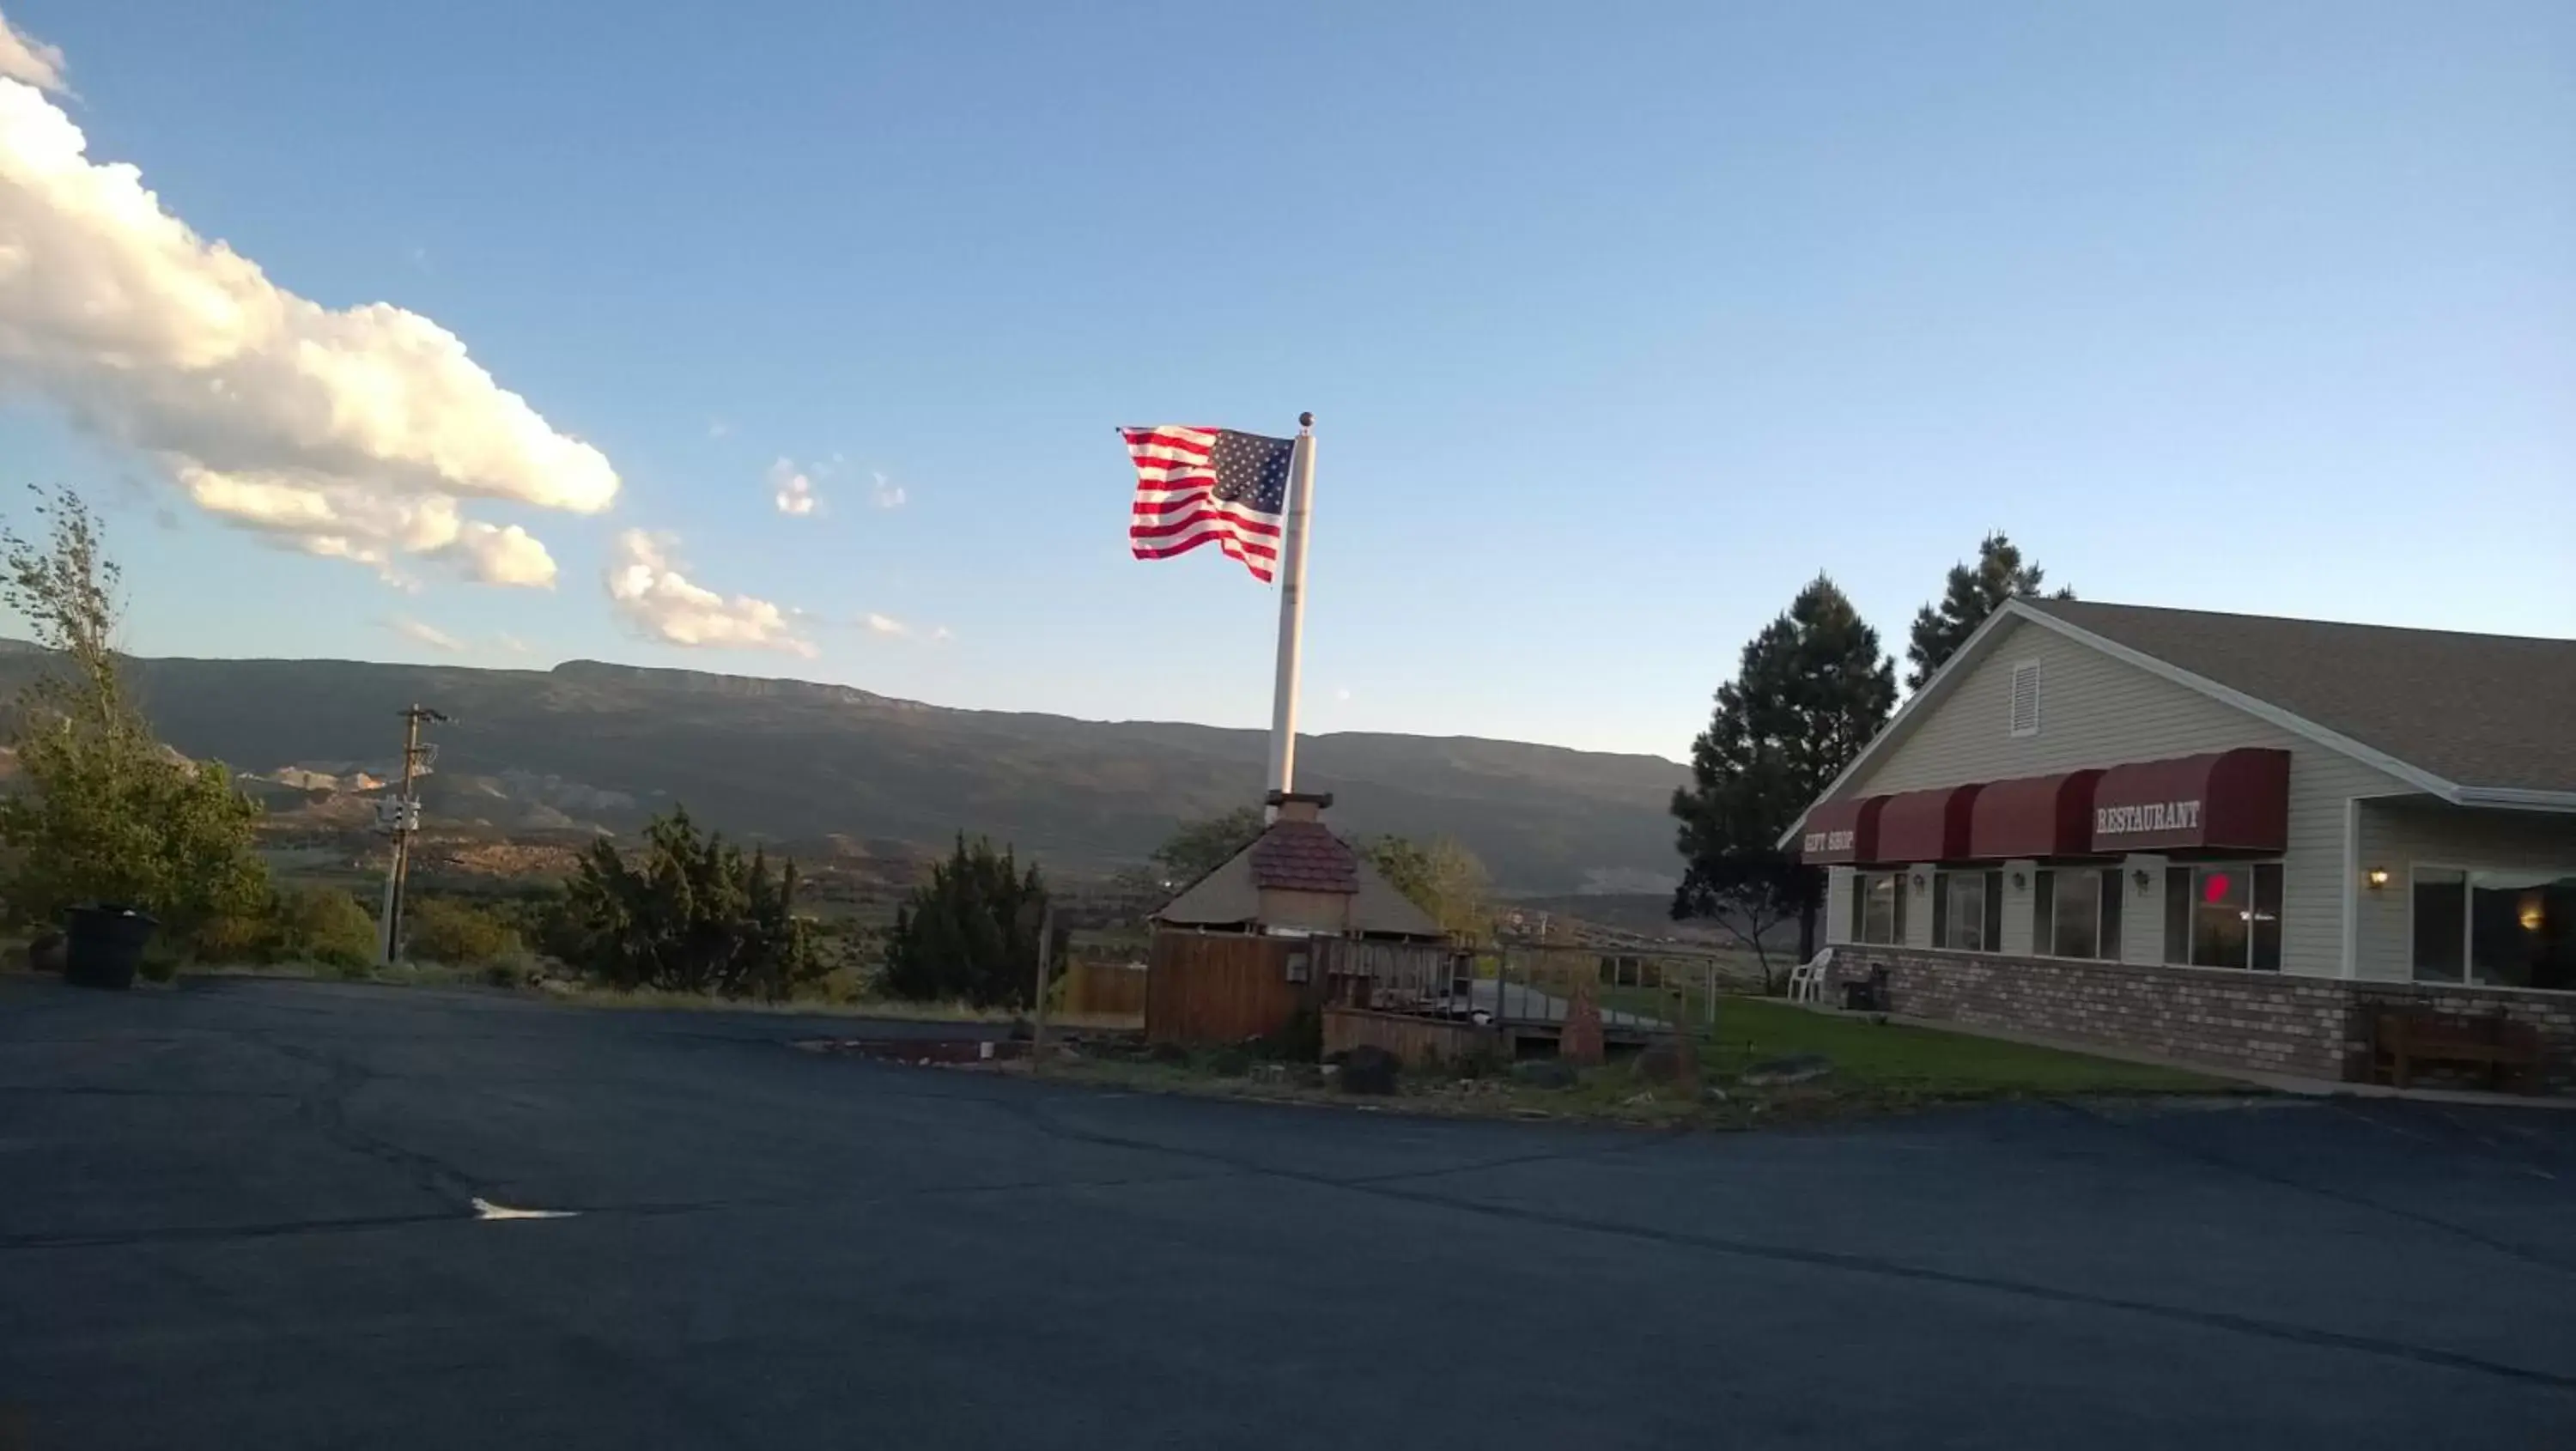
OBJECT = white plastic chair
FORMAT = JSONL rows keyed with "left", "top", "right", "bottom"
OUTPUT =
{"left": 1787, "top": 949, "right": 1834, "bottom": 1005}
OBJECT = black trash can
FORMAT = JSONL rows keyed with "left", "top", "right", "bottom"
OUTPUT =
{"left": 64, "top": 905, "right": 157, "bottom": 991}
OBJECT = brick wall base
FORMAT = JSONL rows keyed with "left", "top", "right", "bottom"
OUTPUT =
{"left": 1827, "top": 948, "right": 2576, "bottom": 1095}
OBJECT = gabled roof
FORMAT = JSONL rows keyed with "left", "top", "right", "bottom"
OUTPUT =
{"left": 1783, "top": 598, "right": 2576, "bottom": 846}
{"left": 2020, "top": 600, "right": 2576, "bottom": 799}
{"left": 1154, "top": 818, "right": 1445, "bottom": 939}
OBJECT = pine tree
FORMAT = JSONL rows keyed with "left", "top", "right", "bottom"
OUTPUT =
{"left": 880, "top": 834, "right": 1048, "bottom": 1007}
{"left": 1904, "top": 531, "right": 2069, "bottom": 690}
{"left": 1670, "top": 574, "right": 1896, "bottom": 977}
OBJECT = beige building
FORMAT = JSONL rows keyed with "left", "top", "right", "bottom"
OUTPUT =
{"left": 1785, "top": 598, "right": 2576, "bottom": 1088}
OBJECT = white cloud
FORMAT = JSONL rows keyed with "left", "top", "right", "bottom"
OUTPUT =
{"left": 861, "top": 611, "right": 909, "bottom": 637}
{"left": 769, "top": 457, "right": 819, "bottom": 517}
{"left": 0, "top": 54, "right": 614, "bottom": 587}
{"left": 708, "top": 418, "right": 732, "bottom": 439}
{"left": 0, "top": 10, "right": 64, "bottom": 94}
{"left": 386, "top": 616, "right": 464, "bottom": 653}
{"left": 605, "top": 530, "right": 814, "bottom": 657}
{"left": 1334, "top": 686, "right": 1352, "bottom": 702}
{"left": 173, "top": 466, "right": 556, "bottom": 586}
{"left": 495, "top": 634, "right": 532, "bottom": 654}
{"left": 871, "top": 471, "right": 906, "bottom": 509}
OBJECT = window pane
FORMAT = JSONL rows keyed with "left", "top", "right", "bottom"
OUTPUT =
{"left": 2164, "top": 868, "right": 2191, "bottom": 965}
{"left": 2191, "top": 866, "right": 2251, "bottom": 968}
{"left": 2050, "top": 870, "right": 2099, "bottom": 959}
{"left": 1983, "top": 871, "right": 2003, "bottom": 950}
{"left": 1861, "top": 874, "right": 1899, "bottom": 945}
{"left": 2100, "top": 868, "right": 2125, "bottom": 961}
{"left": 1939, "top": 872, "right": 1987, "bottom": 951}
{"left": 1893, "top": 875, "right": 1909, "bottom": 944}
{"left": 2033, "top": 870, "right": 2056, "bottom": 955}
{"left": 2470, "top": 872, "right": 2576, "bottom": 990}
{"left": 2251, "top": 863, "right": 2282, "bottom": 973}
{"left": 2412, "top": 869, "right": 2464, "bottom": 982}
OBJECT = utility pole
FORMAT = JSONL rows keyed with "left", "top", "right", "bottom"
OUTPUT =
{"left": 377, "top": 703, "right": 448, "bottom": 965}
{"left": 1029, "top": 901, "right": 1054, "bottom": 1074}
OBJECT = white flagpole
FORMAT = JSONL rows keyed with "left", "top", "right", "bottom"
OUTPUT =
{"left": 1263, "top": 412, "right": 1316, "bottom": 819}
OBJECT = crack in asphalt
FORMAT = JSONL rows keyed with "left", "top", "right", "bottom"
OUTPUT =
{"left": 18, "top": 991, "right": 2571, "bottom": 1398}
{"left": 1002, "top": 1092, "right": 2576, "bottom": 1393}
{"left": 2052, "top": 1097, "right": 2576, "bottom": 1277}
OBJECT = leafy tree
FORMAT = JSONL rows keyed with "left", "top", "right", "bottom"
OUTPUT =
{"left": 1362, "top": 834, "right": 1493, "bottom": 941}
{"left": 1671, "top": 574, "right": 1895, "bottom": 981}
{"left": 1904, "top": 530, "right": 2070, "bottom": 690}
{"left": 554, "top": 806, "right": 815, "bottom": 999}
{"left": 0, "top": 486, "right": 266, "bottom": 938}
{"left": 1149, "top": 805, "right": 1266, "bottom": 887}
{"left": 880, "top": 834, "right": 1048, "bottom": 1007}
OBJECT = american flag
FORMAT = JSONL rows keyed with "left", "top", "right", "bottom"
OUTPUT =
{"left": 1121, "top": 425, "right": 1296, "bottom": 583}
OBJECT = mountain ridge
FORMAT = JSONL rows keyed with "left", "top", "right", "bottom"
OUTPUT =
{"left": 0, "top": 643, "right": 1689, "bottom": 893}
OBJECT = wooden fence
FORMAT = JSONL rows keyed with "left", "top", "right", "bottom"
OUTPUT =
{"left": 1059, "top": 959, "right": 1147, "bottom": 1018}
{"left": 1145, "top": 932, "right": 1307, "bottom": 1044}
{"left": 1321, "top": 1006, "right": 1498, "bottom": 1067}
{"left": 1146, "top": 930, "right": 1467, "bottom": 1046}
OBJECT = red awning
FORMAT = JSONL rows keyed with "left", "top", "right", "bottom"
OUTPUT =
{"left": 1871, "top": 785, "right": 1982, "bottom": 864}
{"left": 2088, "top": 748, "right": 2290, "bottom": 853}
{"left": 1796, "top": 796, "right": 1885, "bottom": 864}
{"left": 1967, "top": 769, "right": 2105, "bottom": 859}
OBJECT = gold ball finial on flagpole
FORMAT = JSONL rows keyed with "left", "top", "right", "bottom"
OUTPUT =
{"left": 1298, "top": 411, "right": 1314, "bottom": 428}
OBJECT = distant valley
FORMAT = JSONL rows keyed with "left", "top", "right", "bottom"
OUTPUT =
{"left": 0, "top": 645, "right": 1687, "bottom": 895}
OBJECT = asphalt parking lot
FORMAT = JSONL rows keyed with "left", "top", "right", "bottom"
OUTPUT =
{"left": 3, "top": 974, "right": 2572, "bottom": 1449}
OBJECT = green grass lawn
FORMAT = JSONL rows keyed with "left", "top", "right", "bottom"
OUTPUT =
{"left": 1693, "top": 996, "right": 2230, "bottom": 1096}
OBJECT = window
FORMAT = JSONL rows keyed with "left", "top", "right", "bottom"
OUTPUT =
{"left": 1934, "top": 870, "right": 2002, "bottom": 951}
{"left": 2035, "top": 867, "right": 2124, "bottom": 960}
{"left": 1852, "top": 871, "right": 1906, "bottom": 945}
{"left": 2411, "top": 867, "right": 2576, "bottom": 991}
{"left": 2008, "top": 661, "right": 2040, "bottom": 738}
{"left": 2162, "top": 863, "right": 2282, "bottom": 970}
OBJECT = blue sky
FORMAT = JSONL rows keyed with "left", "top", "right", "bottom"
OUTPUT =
{"left": 0, "top": 1, "right": 2567, "bottom": 760}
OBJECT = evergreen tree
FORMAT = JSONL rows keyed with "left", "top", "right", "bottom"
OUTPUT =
{"left": 880, "top": 834, "right": 1048, "bottom": 1007}
{"left": 1904, "top": 531, "right": 2069, "bottom": 690}
{"left": 554, "top": 806, "right": 816, "bottom": 999}
{"left": 1670, "top": 574, "right": 1896, "bottom": 976}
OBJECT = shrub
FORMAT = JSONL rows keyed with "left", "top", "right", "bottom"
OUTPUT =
{"left": 266, "top": 886, "right": 380, "bottom": 970}
{"left": 404, "top": 896, "right": 522, "bottom": 965}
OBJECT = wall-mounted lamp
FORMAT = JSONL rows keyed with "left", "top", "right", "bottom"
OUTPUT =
{"left": 2010, "top": 871, "right": 2028, "bottom": 891}
{"left": 2131, "top": 869, "right": 2153, "bottom": 893}
{"left": 2366, "top": 867, "right": 2390, "bottom": 890}
{"left": 1911, "top": 872, "right": 1927, "bottom": 891}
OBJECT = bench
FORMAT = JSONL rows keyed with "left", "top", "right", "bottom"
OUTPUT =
{"left": 2370, "top": 1008, "right": 2543, "bottom": 1094}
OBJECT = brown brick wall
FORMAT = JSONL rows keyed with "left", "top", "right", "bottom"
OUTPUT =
{"left": 1827, "top": 947, "right": 2576, "bottom": 1093}
{"left": 2345, "top": 983, "right": 2576, "bottom": 1096}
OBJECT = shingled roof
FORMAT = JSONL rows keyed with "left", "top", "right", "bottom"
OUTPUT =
{"left": 2021, "top": 599, "right": 2576, "bottom": 797}
{"left": 1152, "top": 814, "right": 1445, "bottom": 939}
{"left": 1249, "top": 819, "right": 1362, "bottom": 893}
